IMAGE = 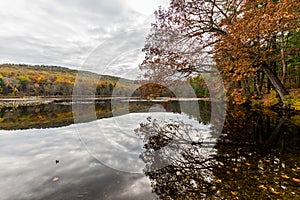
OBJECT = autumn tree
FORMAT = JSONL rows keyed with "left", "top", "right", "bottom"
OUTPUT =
{"left": 140, "top": 0, "right": 300, "bottom": 104}
{"left": 215, "top": 0, "right": 300, "bottom": 103}
{"left": 140, "top": 0, "right": 243, "bottom": 96}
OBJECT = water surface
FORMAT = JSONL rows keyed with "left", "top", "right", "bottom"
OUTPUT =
{"left": 0, "top": 100, "right": 299, "bottom": 199}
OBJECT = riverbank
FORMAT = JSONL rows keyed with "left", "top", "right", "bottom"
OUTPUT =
{"left": 0, "top": 97, "right": 54, "bottom": 109}
{"left": 1, "top": 89, "right": 299, "bottom": 114}
{"left": 256, "top": 88, "right": 300, "bottom": 111}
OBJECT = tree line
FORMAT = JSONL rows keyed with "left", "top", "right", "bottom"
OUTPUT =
{"left": 0, "top": 64, "right": 209, "bottom": 98}
{"left": 0, "top": 64, "right": 134, "bottom": 97}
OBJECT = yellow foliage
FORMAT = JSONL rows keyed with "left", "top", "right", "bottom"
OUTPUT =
{"left": 284, "top": 95, "right": 300, "bottom": 110}
{"left": 264, "top": 89, "right": 279, "bottom": 107}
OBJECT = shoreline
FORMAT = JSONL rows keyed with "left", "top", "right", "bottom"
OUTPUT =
{"left": 0, "top": 95, "right": 299, "bottom": 115}
{"left": 0, "top": 96, "right": 212, "bottom": 108}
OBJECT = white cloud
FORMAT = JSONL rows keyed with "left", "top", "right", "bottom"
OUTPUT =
{"left": 0, "top": 0, "right": 169, "bottom": 79}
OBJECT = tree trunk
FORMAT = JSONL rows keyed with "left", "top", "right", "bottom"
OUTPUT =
{"left": 280, "top": 32, "right": 287, "bottom": 84}
{"left": 259, "top": 71, "right": 264, "bottom": 94}
{"left": 261, "top": 64, "right": 288, "bottom": 102}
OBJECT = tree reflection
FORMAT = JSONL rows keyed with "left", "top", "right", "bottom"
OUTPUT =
{"left": 135, "top": 117, "right": 221, "bottom": 199}
{"left": 215, "top": 108, "right": 300, "bottom": 199}
{"left": 136, "top": 110, "right": 300, "bottom": 199}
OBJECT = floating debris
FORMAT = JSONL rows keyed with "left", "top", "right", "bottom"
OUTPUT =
{"left": 292, "top": 178, "right": 300, "bottom": 183}
{"left": 269, "top": 186, "right": 280, "bottom": 194}
{"left": 281, "top": 175, "right": 290, "bottom": 179}
{"left": 52, "top": 177, "right": 60, "bottom": 182}
{"left": 258, "top": 185, "right": 267, "bottom": 190}
{"left": 292, "top": 168, "right": 300, "bottom": 173}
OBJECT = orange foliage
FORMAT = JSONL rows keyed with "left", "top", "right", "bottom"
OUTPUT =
{"left": 140, "top": 0, "right": 299, "bottom": 104}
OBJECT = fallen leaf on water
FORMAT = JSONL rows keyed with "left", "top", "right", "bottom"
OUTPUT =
{"left": 216, "top": 179, "right": 222, "bottom": 184}
{"left": 292, "top": 178, "right": 300, "bottom": 182}
{"left": 292, "top": 168, "right": 300, "bottom": 173}
{"left": 269, "top": 186, "right": 280, "bottom": 194}
{"left": 281, "top": 175, "right": 289, "bottom": 179}
{"left": 258, "top": 185, "right": 267, "bottom": 190}
{"left": 52, "top": 177, "right": 59, "bottom": 182}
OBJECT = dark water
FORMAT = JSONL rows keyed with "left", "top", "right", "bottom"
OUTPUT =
{"left": 0, "top": 100, "right": 299, "bottom": 199}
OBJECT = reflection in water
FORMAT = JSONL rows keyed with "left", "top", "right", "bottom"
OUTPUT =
{"left": 0, "top": 100, "right": 299, "bottom": 199}
{"left": 0, "top": 121, "right": 155, "bottom": 200}
{"left": 0, "top": 100, "right": 212, "bottom": 199}
{"left": 135, "top": 117, "right": 219, "bottom": 199}
{"left": 0, "top": 100, "right": 194, "bottom": 130}
{"left": 75, "top": 112, "right": 211, "bottom": 173}
{"left": 136, "top": 107, "right": 300, "bottom": 199}
{"left": 0, "top": 101, "right": 114, "bottom": 130}
{"left": 0, "top": 103, "right": 74, "bottom": 130}
{"left": 214, "top": 108, "right": 300, "bottom": 199}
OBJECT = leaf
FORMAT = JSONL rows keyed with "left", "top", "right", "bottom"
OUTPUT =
{"left": 52, "top": 177, "right": 59, "bottom": 182}
{"left": 292, "top": 178, "right": 300, "bottom": 182}
{"left": 258, "top": 185, "right": 267, "bottom": 190}
{"left": 292, "top": 168, "right": 300, "bottom": 173}
{"left": 231, "top": 191, "right": 237, "bottom": 195}
{"left": 281, "top": 175, "right": 289, "bottom": 179}
{"left": 269, "top": 186, "right": 280, "bottom": 194}
{"left": 215, "top": 179, "right": 222, "bottom": 184}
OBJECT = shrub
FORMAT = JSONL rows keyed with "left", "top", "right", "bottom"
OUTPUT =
{"left": 264, "top": 89, "right": 279, "bottom": 107}
{"left": 284, "top": 95, "right": 300, "bottom": 110}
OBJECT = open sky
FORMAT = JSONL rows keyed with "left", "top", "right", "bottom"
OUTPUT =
{"left": 0, "top": 0, "right": 169, "bottom": 79}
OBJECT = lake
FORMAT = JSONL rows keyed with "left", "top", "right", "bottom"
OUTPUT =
{"left": 0, "top": 100, "right": 299, "bottom": 199}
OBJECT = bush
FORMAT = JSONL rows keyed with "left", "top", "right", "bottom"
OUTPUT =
{"left": 284, "top": 95, "right": 300, "bottom": 110}
{"left": 264, "top": 89, "right": 279, "bottom": 107}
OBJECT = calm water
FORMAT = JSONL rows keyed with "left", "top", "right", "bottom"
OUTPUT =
{"left": 0, "top": 100, "right": 299, "bottom": 199}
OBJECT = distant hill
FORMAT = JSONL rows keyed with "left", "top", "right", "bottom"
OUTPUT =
{"left": 0, "top": 63, "right": 137, "bottom": 97}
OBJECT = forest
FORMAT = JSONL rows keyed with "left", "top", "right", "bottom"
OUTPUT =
{"left": 0, "top": 63, "right": 136, "bottom": 97}
{"left": 0, "top": 63, "right": 209, "bottom": 100}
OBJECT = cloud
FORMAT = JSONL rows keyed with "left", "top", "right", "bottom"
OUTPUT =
{"left": 0, "top": 0, "right": 169, "bottom": 79}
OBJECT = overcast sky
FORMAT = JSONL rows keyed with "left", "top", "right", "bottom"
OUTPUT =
{"left": 0, "top": 0, "right": 169, "bottom": 79}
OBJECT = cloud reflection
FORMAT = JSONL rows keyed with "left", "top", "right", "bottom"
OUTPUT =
{"left": 0, "top": 110, "right": 213, "bottom": 199}
{"left": 75, "top": 112, "right": 213, "bottom": 173}
{"left": 0, "top": 125, "right": 153, "bottom": 199}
